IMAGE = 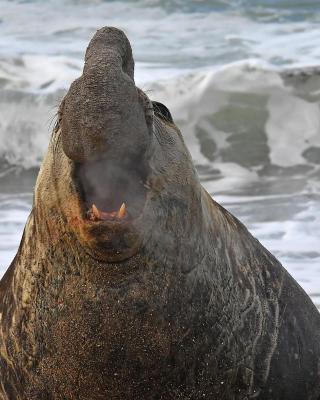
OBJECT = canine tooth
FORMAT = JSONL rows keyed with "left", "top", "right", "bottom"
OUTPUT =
{"left": 118, "top": 203, "right": 126, "bottom": 218}
{"left": 92, "top": 204, "right": 101, "bottom": 219}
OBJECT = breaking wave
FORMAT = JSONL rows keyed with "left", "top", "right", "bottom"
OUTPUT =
{"left": 1, "top": 61, "right": 320, "bottom": 186}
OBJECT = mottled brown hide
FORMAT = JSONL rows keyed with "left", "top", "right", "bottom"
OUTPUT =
{"left": 1, "top": 27, "right": 320, "bottom": 400}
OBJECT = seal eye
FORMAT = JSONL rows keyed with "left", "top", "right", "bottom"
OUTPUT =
{"left": 152, "top": 101, "right": 173, "bottom": 123}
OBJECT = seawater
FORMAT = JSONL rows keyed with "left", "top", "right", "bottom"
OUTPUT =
{"left": 0, "top": 0, "right": 319, "bottom": 306}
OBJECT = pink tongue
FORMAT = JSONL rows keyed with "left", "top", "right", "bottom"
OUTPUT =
{"left": 90, "top": 203, "right": 126, "bottom": 221}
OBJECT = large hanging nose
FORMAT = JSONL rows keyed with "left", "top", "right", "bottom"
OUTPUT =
{"left": 61, "top": 27, "right": 151, "bottom": 163}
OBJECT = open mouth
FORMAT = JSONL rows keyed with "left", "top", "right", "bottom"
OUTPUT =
{"left": 74, "top": 158, "right": 148, "bottom": 224}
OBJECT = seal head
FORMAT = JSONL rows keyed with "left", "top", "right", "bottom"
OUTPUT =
{"left": 46, "top": 27, "right": 199, "bottom": 263}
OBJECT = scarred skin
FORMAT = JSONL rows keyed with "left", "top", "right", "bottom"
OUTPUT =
{"left": 0, "top": 27, "right": 320, "bottom": 400}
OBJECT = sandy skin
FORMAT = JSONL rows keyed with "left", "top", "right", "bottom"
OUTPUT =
{"left": 0, "top": 27, "right": 320, "bottom": 400}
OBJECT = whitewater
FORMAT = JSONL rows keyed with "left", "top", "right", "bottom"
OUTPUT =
{"left": 0, "top": 0, "right": 319, "bottom": 306}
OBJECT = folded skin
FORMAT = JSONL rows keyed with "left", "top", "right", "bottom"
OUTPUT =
{"left": 0, "top": 27, "right": 320, "bottom": 400}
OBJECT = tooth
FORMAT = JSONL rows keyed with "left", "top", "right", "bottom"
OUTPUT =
{"left": 92, "top": 204, "right": 101, "bottom": 219}
{"left": 117, "top": 203, "right": 126, "bottom": 218}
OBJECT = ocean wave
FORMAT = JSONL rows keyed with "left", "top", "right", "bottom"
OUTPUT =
{"left": 1, "top": 0, "right": 320, "bottom": 94}
{"left": 0, "top": 89, "right": 65, "bottom": 169}
{"left": 145, "top": 61, "right": 320, "bottom": 177}
{"left": 0, "top": 62, "right": 320, "bottom": 183}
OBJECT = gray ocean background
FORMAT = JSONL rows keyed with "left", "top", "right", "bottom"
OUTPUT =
{"left": 0, "top": 0, "right": 319, "bottom": 306}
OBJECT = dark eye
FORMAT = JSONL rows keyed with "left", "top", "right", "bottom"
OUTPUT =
{"left": 152, "top": 101, "right": 173, "bottom": 123}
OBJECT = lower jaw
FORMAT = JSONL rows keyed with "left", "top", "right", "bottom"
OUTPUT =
{"left": 83, "top": 243, "right": 142, "bottom": 263}
{"left": 73, "top": 216, "right": 143, "bottom": 263}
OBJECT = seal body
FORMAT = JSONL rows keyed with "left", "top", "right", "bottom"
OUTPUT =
{"left": 1, "top": 27, "right": 320, "bottom": 400}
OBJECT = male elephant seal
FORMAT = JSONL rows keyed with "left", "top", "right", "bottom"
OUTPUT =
{"left": 1, "top": 27, "right": 320, "bottom": 400}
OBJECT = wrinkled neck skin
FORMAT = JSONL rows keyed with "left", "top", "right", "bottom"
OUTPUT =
{"left": 0, "top": 117, "right": 285, "bottom": 399}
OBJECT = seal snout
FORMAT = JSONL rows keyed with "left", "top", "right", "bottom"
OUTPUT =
{"left": 60, "top": 27, "right": 152, "bottom": 164}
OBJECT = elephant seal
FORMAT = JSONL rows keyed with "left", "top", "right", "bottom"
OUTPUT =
{"left": 1, "top": 27, "right": 320, "bottom": 400}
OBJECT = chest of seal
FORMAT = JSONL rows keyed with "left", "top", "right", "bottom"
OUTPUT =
{"left": 1, "top": 27, "right": 320, "bottom": 400}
